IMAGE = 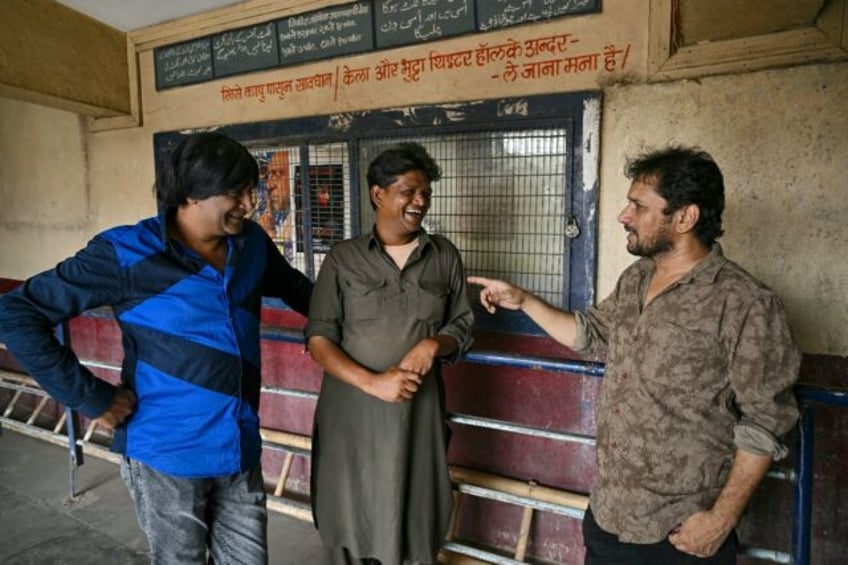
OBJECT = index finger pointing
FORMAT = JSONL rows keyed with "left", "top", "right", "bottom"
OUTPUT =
{"left": 467, "top": 276, "right": 493, "bottom": 287}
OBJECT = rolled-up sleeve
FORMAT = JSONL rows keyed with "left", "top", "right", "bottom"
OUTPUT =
{"left": 435, "top": 246, "right": 473, "bottom": 364}
{"left": 729, "top": 294, "right": 801, "bottom": 459}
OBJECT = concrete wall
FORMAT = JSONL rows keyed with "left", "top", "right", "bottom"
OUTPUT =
{"left": 0, "top": 100, "right": 91, "bottom": 276}
{"left": 599, "top": 62, "right": 848, "bottom": 355}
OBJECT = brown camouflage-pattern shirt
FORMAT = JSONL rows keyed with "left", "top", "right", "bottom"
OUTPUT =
{"left": 573, "top": 244, "right": 800, "bottom": 543}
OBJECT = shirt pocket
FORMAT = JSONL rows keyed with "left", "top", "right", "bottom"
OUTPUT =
{"left": 342, "top": 278, "right": 386, "bottom": 321}
{"left": 638, "top": 319, "right": 723, "bottom": 392}
{"left": 417, "top": 280, "right": 449, "bottom": 325}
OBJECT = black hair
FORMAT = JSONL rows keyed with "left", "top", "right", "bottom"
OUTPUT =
{"left": 625, "top": 146, "right": 725, "bottom": 246}
{"left": 156, "top": 132, "right": 259, "bottom": 212}
{"left": 366, "top": 142, "right": 440, "bottom": 210}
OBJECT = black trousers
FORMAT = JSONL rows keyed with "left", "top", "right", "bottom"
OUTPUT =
{"left": 322, "top": 546, "right": 431, "bottom": 565}
{"left": 582, "top": 506, "right": 738, "bottom": 565}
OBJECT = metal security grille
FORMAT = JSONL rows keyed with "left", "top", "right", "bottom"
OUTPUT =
{"left": 157, "top": 92, "right": 599, "bottom": 330}
{"left": 359, "top": 129, "right": 570, "bottom": 306}
{"left": 250, "top": 143, "right": 351, "bottom": 279}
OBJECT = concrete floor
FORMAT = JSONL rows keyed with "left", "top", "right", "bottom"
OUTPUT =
{"left": 0, "top": 428, "right": 323, "bottom": 564}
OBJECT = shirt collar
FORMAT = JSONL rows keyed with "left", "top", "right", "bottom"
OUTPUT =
{"left": 367, "top": 227, "right": 432, "bottom": 251}
{"left": 680, "top": 243, "right": 727, "bottom": 284}
{"left": 634, "top": 242, "right": 727, "bottom": 285}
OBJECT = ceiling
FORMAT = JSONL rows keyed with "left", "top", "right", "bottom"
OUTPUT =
{"left": 54, "top": 0, "right": 247, "bottom": 32}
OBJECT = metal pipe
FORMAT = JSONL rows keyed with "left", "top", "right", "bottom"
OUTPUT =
{"left": 448, "top": 413, "right": 596, "bottom": 446}
{"left": 455, "top": 483, "right": 585, "bottom": 520}
{"left": 262, "top": 385, "right": 317, "bottom": 400}
{"left": 0, "top": 380, "right": 49, "bottom": 397}
{"left": 740, "top": 546, "right": 791, "bottom": 564}
{"left": 792, "top": 402, "right": 816, "bottom": 565}
{"left": 441, "top": 542, "right": 525, "bottom": 565}
{"left": 795, "top": 385, "right": 848, "bottom": 407}
{"left": 464, "top": 350, "right": 605, "bottom": 377}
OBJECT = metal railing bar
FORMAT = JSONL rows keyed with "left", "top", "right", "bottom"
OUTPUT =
{"left": 0, "top": 416, "right": 121, "bottom": 464}
{"left": 795, "top": 385, "right": 848, "bottom": 407}
{"left": 262, "top": 385, "right": 318, "bottom": 400}
{"left": 455, "top": 483, "right": 585, "bottom": 519}
{"left": 464, "top": 350, "right": 606, "bottom": 377}
{"left": 441, "top": 542, "right": 525, "bottom": 565}
{"left": 448, "top": 413, "right": 596, "bottom": 446}
{"left": 0, "top": 381, "right": 49, "bottom": 397}
{"left": 739, "top": 546, "right": 791, "bottom": 564}
{"left": 792, "top": 402, "right": 816, "bottom": 565}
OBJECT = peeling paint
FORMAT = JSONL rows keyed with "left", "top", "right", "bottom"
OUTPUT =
{"left": 581, "top": 97, "right": 600, "bottom": 193}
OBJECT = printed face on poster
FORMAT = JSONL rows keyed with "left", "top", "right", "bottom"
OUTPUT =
{"left": 252, "top": 150, "right": 295, "bottom": 260}
{"left": 294, "top": 164, "right": 345, "bottom": 253}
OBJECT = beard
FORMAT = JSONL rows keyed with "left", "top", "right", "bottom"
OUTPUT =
{"left": 626, "top": 223, "right": 674, "bottom": 257}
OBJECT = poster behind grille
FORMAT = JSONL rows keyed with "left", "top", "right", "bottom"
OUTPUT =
{"left": 295, "top": 164, "right": 345, "bottom": 253}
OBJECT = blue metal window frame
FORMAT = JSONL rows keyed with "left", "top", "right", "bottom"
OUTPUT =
{"left": 153, "top": 91, "right": 600, "bottom": 335}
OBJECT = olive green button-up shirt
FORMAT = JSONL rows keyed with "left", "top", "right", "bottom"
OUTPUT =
{"left": 306, "top": 229, "right": 473, "bottom": 563}
{"left": 307, "top": 229, "right": 473, "bottom": 370}
{"left": 573, "top": 244, "right": 800, "bottom": 543}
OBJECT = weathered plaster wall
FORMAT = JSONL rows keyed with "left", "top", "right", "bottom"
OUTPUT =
{"left": 599, "top": 61, "right": 848, "bottom": 354}
{"left": 0, "top": 99, "right": 91, "bottom": 278}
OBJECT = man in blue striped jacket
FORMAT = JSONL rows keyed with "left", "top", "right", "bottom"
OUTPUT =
{"left": 0, "top": 132, "right": 312, "bottom": 563}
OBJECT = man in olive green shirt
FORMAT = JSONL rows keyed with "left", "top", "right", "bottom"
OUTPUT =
{"left": 470, "top": 146, "right": 800, "bottom": 564}
{"left": 307, "top": 142, "right": 473, "bottom": 564}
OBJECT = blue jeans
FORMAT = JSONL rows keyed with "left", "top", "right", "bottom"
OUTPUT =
{"left": 120, "top": 457, "right": 268, "bottom": 564}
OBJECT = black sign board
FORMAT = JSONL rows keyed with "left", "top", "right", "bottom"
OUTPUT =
{"left": 477, "top": 0, "right": 601, "bottom": 32}
{"left": 155, "top": 37, "right": 213, "bottom": 89}
{"left": 277, "top": 2, "right": 374, "bottom": 66}
{"left": 153, "top": 0, "right": 602, "bottom": 90}
{"left": 212, "top": 22, "right": 279, "bottom": 78}
{"left": 374, "top": 0, "right": 475, "bottom": 49}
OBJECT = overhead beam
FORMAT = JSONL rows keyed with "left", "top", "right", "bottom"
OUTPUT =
{"left": 0, "top": 0, "right": 131, "bottom": 118}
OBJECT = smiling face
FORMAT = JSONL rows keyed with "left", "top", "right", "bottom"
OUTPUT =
{"left": 371, "top": 169, "right": 431, "bottom": 245}
{"left": 617, "top": 177, "right": 675, "bottom": 258}
{"left": 192, "top": 185, "right": 256, "bottom": 238}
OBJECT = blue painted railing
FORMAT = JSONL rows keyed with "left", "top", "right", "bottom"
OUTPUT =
{"left": 791, "top": 385, "right": 848, "bottom": 565}
{"left": 464, "top": 349, "right": 845, "bottom": 565}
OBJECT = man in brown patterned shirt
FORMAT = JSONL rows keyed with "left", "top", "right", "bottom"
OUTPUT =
{"left": 469, "top": 146, "right": 800, "bottom": 564}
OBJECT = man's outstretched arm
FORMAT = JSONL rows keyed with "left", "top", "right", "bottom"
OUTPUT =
{"left": 468, "top": 276, "right": 579, "bottom": 347}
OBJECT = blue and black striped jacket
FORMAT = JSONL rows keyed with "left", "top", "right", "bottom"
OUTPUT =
{"left": 0, "top": 214, "right": 312, "bottom": 477}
